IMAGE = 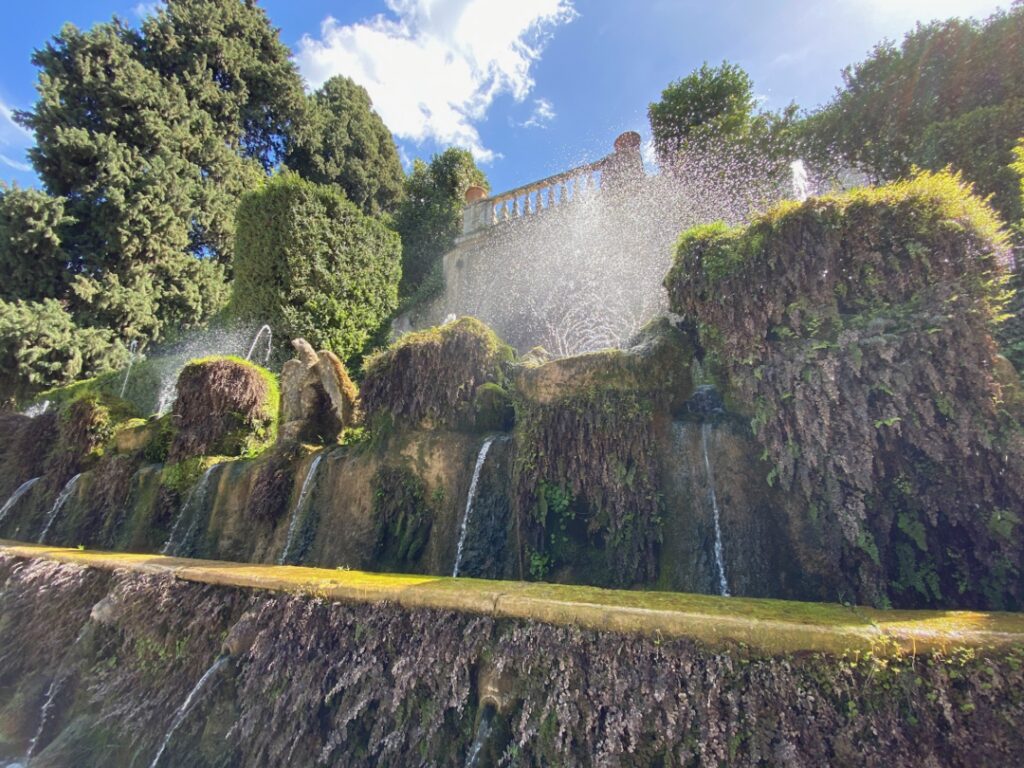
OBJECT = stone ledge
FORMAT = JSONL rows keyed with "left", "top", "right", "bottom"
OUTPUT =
{"left": 3, "top": 539, "right": 1023, "bottom": 656}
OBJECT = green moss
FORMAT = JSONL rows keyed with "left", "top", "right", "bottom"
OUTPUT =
{"left": 161, "top": 455, "right": 232, "bottom": 495}
{"left": 666, "top": 169, "right": 1024, "bottom": 610}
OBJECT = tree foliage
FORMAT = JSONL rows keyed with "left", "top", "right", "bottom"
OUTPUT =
{"left": 393, "top": 148, "right": 488, "bottom": 298}
{"left": 0, "top": 299, "right": 128, "bottom": 404}
{"left": 231, "top": 173, "right": 402, "bottom": 360}
{"left": 12, "top": 0, "right": 306, "bottom": 346}
{"left": 286, "top": 76, "right": 405, "bottom": 217}
{"left": 0, "top": 184, "right": 72, "bottom": 303}
{"left": 801, "top": 6, "right": 1024, "bottom": 221}
{"left": 1014, "top": 138, "right": 1024, "bottom": 218}
{"left": 648, "top": 62, "right": 757, "bottom": 162}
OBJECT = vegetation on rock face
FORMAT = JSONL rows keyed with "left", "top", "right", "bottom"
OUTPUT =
{"left": 0, "top": 411, "right": 57, "bottom": 500}
{"left": 371, "top": 463, "right": 433, "bottom": 569}
{"left": 168, "top": 356, "right": 278, "bottom": 463}
{"left": 285, "top": 76, "right": 405, "bottom": 217}
{"left": 231, "top": 173, "right": 401, "bottom": 360}
{"left": 667, "top": 171, "right": 1024, "bottom": 608}
{"left": 393, "top": 148, "right": 489, "bottom": 299}
{"left": 360, "top": 317, "right": 513, "bottom": 429}
{"left": 4, "top": 556, "right": 1024, "bottom": 767}
{"left": 799, "top": 6, "right": 1024, "bottom": 222}
{"left": 514, "top": 386, "right": 662, "bottom": 587}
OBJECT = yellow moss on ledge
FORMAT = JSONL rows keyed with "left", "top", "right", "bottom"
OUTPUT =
{"left": 3, "top": 540, "right": 1023, "bottom": 657}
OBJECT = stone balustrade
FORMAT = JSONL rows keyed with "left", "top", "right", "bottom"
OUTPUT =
{"left": 461, "top": 130, "right": 643, "bottom": 237}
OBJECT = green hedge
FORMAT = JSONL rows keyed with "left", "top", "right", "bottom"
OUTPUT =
{"left": 230, "top": 172, "right": 401, "bottom": 360}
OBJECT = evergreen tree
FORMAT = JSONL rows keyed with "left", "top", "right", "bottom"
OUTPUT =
{"left": 0, "top": 184, "right": 72, "bottom": 303}
{"left": 12, "top": 0, "right": 307, "bottom": 345}
{"left": 231, "top": 173, "right": 401, "bottom": 360}
{"left": 394, "top": 148, "right": 488, "bottom": 298}
{"left": 286, "top": 76, "right": 405, "bottom": 217}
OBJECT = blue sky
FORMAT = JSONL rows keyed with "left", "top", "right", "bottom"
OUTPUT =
{"left": 0, "top": 0, "right": 1011, "bottom": 194}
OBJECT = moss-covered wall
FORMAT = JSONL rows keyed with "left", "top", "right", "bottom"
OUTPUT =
{"left": 666, "top": 172, "right": 1024, "bottom": 609}
{"left": 3, "top": 552, "right": 1024, "bottom": 767}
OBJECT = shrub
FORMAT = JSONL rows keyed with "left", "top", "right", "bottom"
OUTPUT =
{"left": 360, "top": 317, "right": 513, "bottom": 429}
{"left": 167, "top": 355, "right": 279, "bottom": 462}
{"left": 231, "top": 173, "right": 401, "bottom": 360}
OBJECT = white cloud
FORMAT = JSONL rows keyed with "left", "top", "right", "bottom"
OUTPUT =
{"left": 0, "top": 154, "right": 31, "bottom": 173}
{"left": 133, "top": 2, "right": 162, "bottom": 19}
{"left": 0, "top": 100, "right": 32, "bottom": 142}
{"left": 0, "top": 98, "right": 34, "bottom": 175}
{"left": 522, "top": 97, "right": 556, "bottom": 128}
{"left": 295, "top": 0, "right": 577, "bottom": 162}
{"left": 640, "top": 137, "right": 658, "bottom": 174}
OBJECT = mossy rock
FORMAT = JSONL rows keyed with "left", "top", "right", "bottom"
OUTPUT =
{"left": 360, "top": 317, "right": 514, "bottom": 430}
{"left": 513, "top": 317, "right": 694, "bottom": 410}
{"left": 473, "top": 383, "right": 515, "bottom": 432}
{"left": 167, "top": 356, "right": 279, "bottom": 463}
{"left": 665, "top": 171, "right": 1024, "bottom": 609}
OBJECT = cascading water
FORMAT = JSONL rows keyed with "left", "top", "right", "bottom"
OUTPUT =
{"left": 24, "top": 676, "right": 62, "bottom": 763}
{"left": 453, "top": 436, "right": 498, "bottom": 577}
{"left": 37, "top": 473, "right": 82, "bottom": 544}
{"left": 245, "top": 324, "right": 272, "bottom": 365}
{"left": 465, "top": 704, "right": 497, "bottom": 768}
{"left": 22, "top": 400, "right": 50, "bottom": 418}
{"left": 279, "top": 453, "right": 324, "bottom": 565}
{"left": 791, "top": 159, "right": 811, "bottom": 202}
{"left": 700, "top": 422, "right": 730, "bottom": 597}
{"left": 0, "top": 477, "right": 41, "bottom": 526}
{"left": 148, "top": 656, "right": 229, "bottom": 768}
{"left": 156, "top": 377, "right": 177, "bottom": 417}
{"left": 161, "top": 464, "right": 223, "bottom": 556}
{"left": 120, "top": 339, "right": 139, "bottom": 398}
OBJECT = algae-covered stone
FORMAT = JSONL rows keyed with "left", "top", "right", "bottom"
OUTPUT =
{"left": 513, "top": 317, "right": 693, "bottom": 409}
{"left": 361, "top": 317, "right": 514, "bottom": 430}
{"left": 168, "top": 356, "right": 279, "bottom": 462}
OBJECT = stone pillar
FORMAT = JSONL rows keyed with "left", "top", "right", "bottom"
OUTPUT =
{"left": 461, "top": 185, "right": 491, "bottom": 235}
{"left": 603, "top": 130, "right": 644, "bottom": 190}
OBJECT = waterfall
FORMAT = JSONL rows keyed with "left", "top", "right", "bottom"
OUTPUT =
{"left": 453, "top": 436, "right": 498, "bottom": 577}
{"left": 245, "top": 324, "right": 272, "bottom": 365}
{"left": 465, "top": 704, "right": 496, "bottom": 768}
{"left": 279, "top": 453, "right": 324, "bottom": 565}
{"left": 790, "top": 159, "right": 811, "bottom": 202}
{"left": 701, "top": 423, "right": 730, "bottom": 597}
{"left": 37, "top": 474, "right": 82, "bottom": 544}
{"left": 0, "top": 477, "right": 41, "bottom": 526}
{"left": 161, "top": 464, "right": 222, "bottom": 556}
{"left": 156, "top": 376, "right": 177, "bottom": 417}
{"left": 148, "top": 656, "right": 229, "bottom": 768}
{"left": 119, "top": 339, "right": 139, "bottom": 398}
{"left": 22, "top": 400, "right": 50, "bottom": 418}
{"left": 24, "top": 676, "right": 62, "bottom": 763}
